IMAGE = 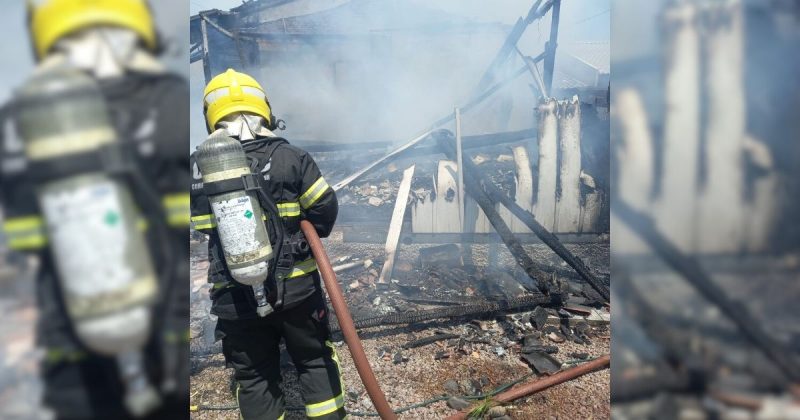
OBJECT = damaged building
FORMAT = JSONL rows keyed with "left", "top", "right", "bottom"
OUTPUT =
{"left": 189, "top": 0, "right": 611, "bottom": 418}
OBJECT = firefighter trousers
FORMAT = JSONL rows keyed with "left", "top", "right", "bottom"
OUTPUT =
{"left": 216, "top": 289, "right": 346, "bottom": 420}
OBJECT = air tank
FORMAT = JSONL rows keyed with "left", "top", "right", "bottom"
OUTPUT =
{"left": 15, "top": 67, "right": 159, "bottom": 416}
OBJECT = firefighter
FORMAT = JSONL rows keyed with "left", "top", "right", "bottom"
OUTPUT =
{"left": 190, "top": 69, "right": 343, "bottom": 420}
{"left": 1, "top": 0, "right": 189, "bottom": 418}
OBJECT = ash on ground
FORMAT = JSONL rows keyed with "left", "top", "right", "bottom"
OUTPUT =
{"left": 189, "top": 230, "right": 610, "bottom": 419}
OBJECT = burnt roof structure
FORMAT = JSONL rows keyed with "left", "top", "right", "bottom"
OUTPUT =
{"left": 190, "top": 0, "right": 507, "bottom": 82}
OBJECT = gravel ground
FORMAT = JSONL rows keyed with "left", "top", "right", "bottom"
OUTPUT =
{"left": 190, "top": 229, "right": 611, "bottom": 419}
{"left": 191, "top": 321, "right": 610, "bottom": 420}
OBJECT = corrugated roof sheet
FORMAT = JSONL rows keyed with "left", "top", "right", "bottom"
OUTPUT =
{"left": 562, "top": 41, "right": 610, "bottom": 73}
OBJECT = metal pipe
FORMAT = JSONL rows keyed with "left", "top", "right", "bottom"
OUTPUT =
{"left": 300, "top": 220, "right": 397, "bottom": 420}
{"left": 445, "top": 354, "right": 610, "bottom": 420}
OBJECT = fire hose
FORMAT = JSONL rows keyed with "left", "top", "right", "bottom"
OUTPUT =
{"left": 445, "top": 354, "right": 610, "bottom": 420}
{"left": 300, "top": 220, "right": 398, "bottom": 420}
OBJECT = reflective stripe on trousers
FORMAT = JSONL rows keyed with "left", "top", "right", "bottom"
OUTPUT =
{"left": 305, "top": 340, "right": 346, "bottom": 417}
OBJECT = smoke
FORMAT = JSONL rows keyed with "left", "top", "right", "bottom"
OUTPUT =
{"left": 189, "top": 0, "right": 610, "bottom": 149}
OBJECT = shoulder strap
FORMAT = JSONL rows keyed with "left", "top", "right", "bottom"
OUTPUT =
{"left": 247, "top": 137, "right": 288, "bottom": 174}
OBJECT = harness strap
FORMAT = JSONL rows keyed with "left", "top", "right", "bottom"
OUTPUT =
{"left": 26, "top": 141, "right": 136, "bottom": 182}
{"left": 201, "top": 173, "right": 262, "bottom": 197}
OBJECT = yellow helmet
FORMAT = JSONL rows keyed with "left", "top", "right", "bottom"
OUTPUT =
{"left": 203, "top": 69, "right": 273, "bottom": 132}
{"left": 28, "top": 0, "right": 157, "bottom": 59}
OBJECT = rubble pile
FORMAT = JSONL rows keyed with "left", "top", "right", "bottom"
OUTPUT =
{"left": 189, "top": 229, "right": 611, "bottom": 418}
{"left": 328, "top": 149, "right": 522, "bottom": 222}
{"left": 612, "top": 259, "right": 800, "bottom": 420}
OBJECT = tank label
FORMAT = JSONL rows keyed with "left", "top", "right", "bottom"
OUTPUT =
{"left": 212, "top": 196, "right": 261, "bottom": 256}
{"left": 39, "top": 181, "right": 135, "bottom": 298}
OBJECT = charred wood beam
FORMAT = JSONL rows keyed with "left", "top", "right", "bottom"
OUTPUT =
{"left": 516, "top": 46, "right": 548, "bottom": 98}
{"left": 294, "top": 129, "right": 537, "bottom": 156}
{"left": 542, "top": 0, "right": 561, "bottom": 94}
{"left": 473, "top": 0, "right": 555, "bottom": 94}
{"left": 199, "top": 13, "right": 236, "bottom": 39}
{"left": 398, "top": 296, "right": 466, "bottom": 306}
{"left": 438, "top": 132, "right": 610, "bottom": 302}
{"left": 290, "top": 140, "right": 392, "bottom": 152}
{"left": 434, "top": 133, "right": 558, "bottom": 297}
{"left": 330, "top": 292, "right": 559, "bottom": 332}
{"left": 201, "top": 19, "right": 211, "bottom": 83}
{"left": 190, "top": 43, "right": 203, "bottom": 63}
{"left": 191, "top": 293, "right": 560, "bottom": 358}
{"left": 614, "top": 198, "right": 800, "bottom": 383}
{"left": 406, "top": 128, "right": 537, "bottom": 158}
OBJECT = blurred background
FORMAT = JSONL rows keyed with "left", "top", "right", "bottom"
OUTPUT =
{"left": 611, "top": 0, "right": 800, "bottom": 418}
{"left": 0, "top": 1, "right": 189, "bottom": 419}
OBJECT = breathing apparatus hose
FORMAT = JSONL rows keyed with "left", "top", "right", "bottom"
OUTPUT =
{"left": 258, "top": 185, "right": 286, "bottom": 306}
{"left": 242, "top": 137, "right": 287, "bottom": 307}
{"left": 300, "top": 220, "right": 397, "bottom": 420}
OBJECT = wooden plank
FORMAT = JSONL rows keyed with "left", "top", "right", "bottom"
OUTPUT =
{"left": 696, "top": 0, "right": 746, "bottom": 253}
{"left": 378, "top": 165, "right": 416, "bottom": 284}
{"left": 743, "top": 136, "right": 777, "bottom": 252}
{"left": 411, "top": 183, "right": 434, "bottom": 233}
{"left": 455, "top": 108, "right": 465, "bottom": 231}
{"left": 555, "top": 96, "right": 581, "bottom": 233}
{"left": 657, "top": 1, "right": 701, "bottom": 252}
{"left": 512, "top": 145, "right": 534, "bottom": 234}
{"left": 534, "top": 98, "right": 558, "bottom": 231}
{"left": 434, "top": 161, "right": 461, "bottom": 233}
{"left": 579, "top": 171, "right": 602, "bottom": 233}
{"left": 613, "top": 89, "right": 654, "bottom": 254}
